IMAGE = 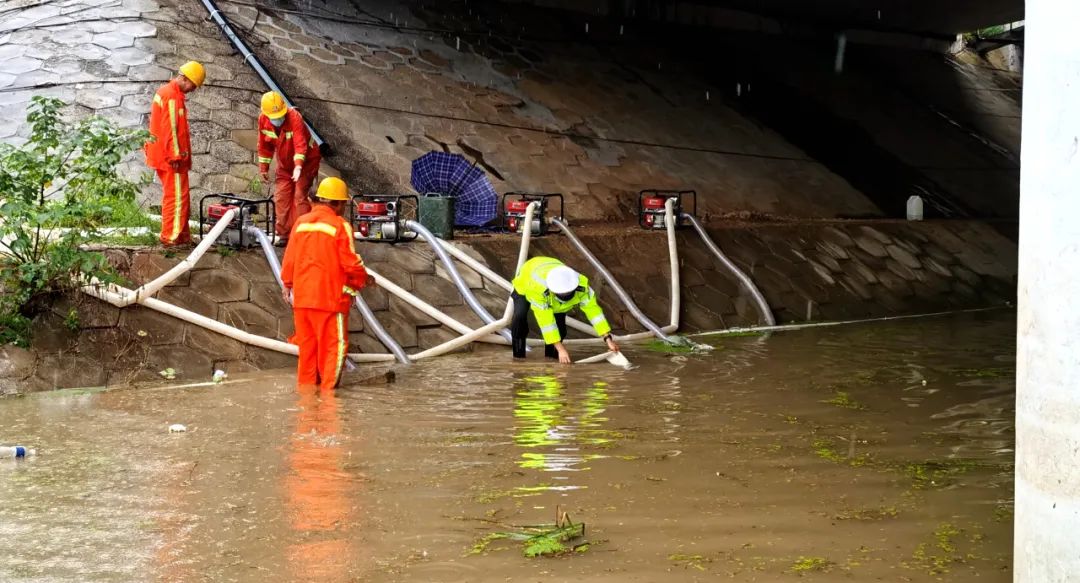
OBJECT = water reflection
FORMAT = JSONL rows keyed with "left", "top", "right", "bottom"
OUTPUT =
{"left": 512, "top": 374, "right": 613, "bottom": 477}
{"left": 285, "top": 384, "right": 352, "bottom": 582}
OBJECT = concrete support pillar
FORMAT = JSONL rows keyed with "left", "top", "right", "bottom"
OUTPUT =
{"left": 1015, "top": 1, "right": 1080, "bottom": 580}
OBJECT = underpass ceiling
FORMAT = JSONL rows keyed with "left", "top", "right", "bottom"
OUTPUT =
{"left": 700, "top": 0, "right": 1023, "bottom": 35}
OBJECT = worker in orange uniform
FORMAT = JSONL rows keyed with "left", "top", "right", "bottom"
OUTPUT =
{"left": 145, "top": 61, "right": 204, "bottom": 246}
{"left": 257, "top": 91, "right": 321, "bottom": 247}
{"left": 280, "top": 177, "right": 370, "bottom": 390}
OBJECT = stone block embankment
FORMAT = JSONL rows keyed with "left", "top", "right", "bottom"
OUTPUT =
{"left": 1, "top": 220, "right": 1015, "bottom": 394}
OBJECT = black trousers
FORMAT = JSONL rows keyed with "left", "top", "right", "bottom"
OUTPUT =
{"left": 511, "top": 291, "right": 566, "bottom": 359}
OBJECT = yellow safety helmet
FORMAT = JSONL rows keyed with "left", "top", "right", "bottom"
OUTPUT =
{"left": 316, "top": 177, "right": 349, "bottom": 201}
{"left": 178, "top": 61, "right": 205, "bottom": 87}
{"left": 260, "top": 91, "right": 288, "bottom": 120}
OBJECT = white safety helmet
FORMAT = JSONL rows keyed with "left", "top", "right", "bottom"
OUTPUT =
{"left": 546, "top": 265, "right": 579, "bottom": 295}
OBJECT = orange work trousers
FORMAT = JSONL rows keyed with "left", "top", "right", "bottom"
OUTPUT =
{"left": 292, "top": 308, "right": 348, "bottom": 391}
{"left": 157, "top": 168, "right": 191, "bottom": 245}
{"left": 274, "top": 164, "right": 319, "bottom": 239}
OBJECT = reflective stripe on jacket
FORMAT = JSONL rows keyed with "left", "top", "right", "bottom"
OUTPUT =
{"left": 280, "top": 205, "right": 368, "bottom": 314}
{"left": 511, "top": 256, "right": 612, "bottom": 344}
{"left": 257, "top": 108, "right": 320, "bottom": 175}
{"left": 145, "top": 80, "right": 191, "bottom": 172}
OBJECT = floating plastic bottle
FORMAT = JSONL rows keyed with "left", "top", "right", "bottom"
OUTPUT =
{"left": 0, "top": 446, "right": 36, "bottom": 458}
{"left": 906, "top": 195, "right": 924, "bottom": 221}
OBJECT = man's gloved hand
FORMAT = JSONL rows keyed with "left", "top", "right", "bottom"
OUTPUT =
{"left": 291, "top": 166, "right": 302, "bottom": 183}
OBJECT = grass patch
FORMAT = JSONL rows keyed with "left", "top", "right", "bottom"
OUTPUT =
{"left": 95, "top": 232, "right": 159, "bottom": 247}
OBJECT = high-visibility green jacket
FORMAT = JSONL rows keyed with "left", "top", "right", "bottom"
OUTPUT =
{"left": 511, "top": 257, "right": 612, "bottom": 344}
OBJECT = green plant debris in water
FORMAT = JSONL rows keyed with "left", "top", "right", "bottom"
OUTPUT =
{"left": 469, "top": 508, "right": 587, "bottom": 558}
{"left": 812, "top": 438, "right": 868, "bottom": 467}
{"left": 789, "top": 556, "right": 832, "bottom": 573}
{"left": 993, "top": 503, "right": 1013, "bottom": 522}
{"left": 900, "top": 459, "right": 982, "bottom": 489}
{"left": 645, "top": 339, "right": 696, "bottom": 354}
{"left": 909, "top": 522, "right": 969, "bottom": 575}
{"left": 834, "top": 506, "right": 899, "bottom": 521}
{"left": 701, "top": 329, "right": 764, "bottom": 338}
{"left": 669, "top": 553, "right": 710, "bottom": 571}
{"left": 956, "top": 367, "right": 1012, "bottom": 378}
{"left": 821, "top": 391, "right": 865, "bottom": 410}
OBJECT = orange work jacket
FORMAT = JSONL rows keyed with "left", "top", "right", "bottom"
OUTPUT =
{"left": 257, "top": 108, "right": 320, "bottom": 175}
{"left": 145, "top": 80, "right": 191, "bottom": 172}
{"left": 281, "top": 205, "right": 368, "bottom": 314}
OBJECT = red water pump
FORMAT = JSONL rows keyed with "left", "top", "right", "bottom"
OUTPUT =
{"left": 638, "top": 190, "right": 696, "bottom": 230}
{"left": 198, "top": 194, "right": 274, "bottom": 247}
{"left": 351, "top": 194, "right": 417, "bottom": 243}
{"left": 502, "top": 192, "right": 564, "bottom": 236}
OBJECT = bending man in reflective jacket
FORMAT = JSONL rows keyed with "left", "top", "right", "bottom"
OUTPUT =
{"left": 281, "top": 177, "right": 370, "bottom": 390}
{"left": 510, "top": 257, "right": 620, "bottom": 363}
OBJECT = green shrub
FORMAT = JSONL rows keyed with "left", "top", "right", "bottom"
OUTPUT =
{"left": 0, "top": 96, "right": 150, "bottom": 346}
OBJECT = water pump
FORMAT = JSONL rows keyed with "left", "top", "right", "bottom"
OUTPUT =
{"left": 198, "top": 194, "right": 274, "bottom": 247}
{"left": 638, "top": 190, "right": 696, "bottom": 230}
{"left": 351, "top": 194, "right": 418, "bottom": 243}
{"left": 502, "top": 192, "right": 564, "bottom": 236}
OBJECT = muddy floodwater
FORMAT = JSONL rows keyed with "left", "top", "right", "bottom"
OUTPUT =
{"left": 0, "top": 312, "right": 1015, "bottom": 582}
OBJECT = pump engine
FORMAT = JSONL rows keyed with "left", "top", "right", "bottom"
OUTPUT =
{"left": 198, "top": 195, "right": 274, "bottom": 248}
{"left": 351, "top": 194, "right": 418, "bottom": 243}
{"left": 638, "top": 190, "right": 696, "bottom": 230}
{"left": 502, "top": 193, "right": 564, "bottom": 236}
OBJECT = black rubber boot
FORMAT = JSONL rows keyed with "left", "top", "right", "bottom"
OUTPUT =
{"left": 544, "top": 344, "right": 558, "bottom": 359}
{"left": 513, "top": 337, "right": 527, "bottom": 359}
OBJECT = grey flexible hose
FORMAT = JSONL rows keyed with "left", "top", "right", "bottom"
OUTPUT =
{"left": 248, "top": 227, "right": 409, "bottom": 365}
{"left": 550, "top": 217, "right": 672, "bottom": 341}
{"left": 404, "top": 220, "right": 514, "bottom": 344}
{"left": 682, "top": 214, "right": 775, "bottom": 326}
{"left": 351, "top": 293, "right": 411, "bottom": 364}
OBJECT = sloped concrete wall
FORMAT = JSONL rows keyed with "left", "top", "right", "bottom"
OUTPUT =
{"left": 1, "top": 219, "right": 1015, "bottom": 394}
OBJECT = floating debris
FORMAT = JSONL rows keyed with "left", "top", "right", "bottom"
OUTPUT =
{"left": 470, "top": 506, "right": 588, "bottom": 558}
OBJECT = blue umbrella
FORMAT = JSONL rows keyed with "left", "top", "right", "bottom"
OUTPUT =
{"left": 410, "top": 151, "right": 498, "bottom": 226}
